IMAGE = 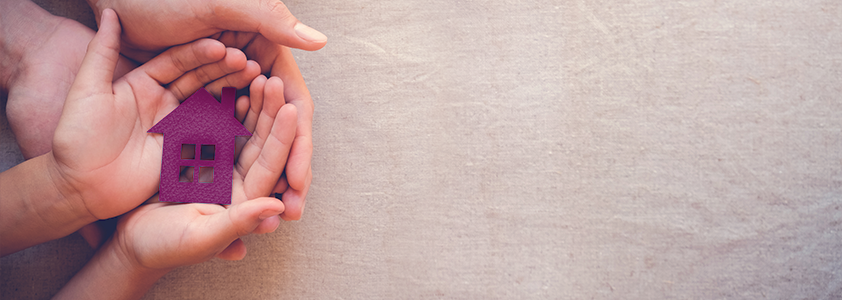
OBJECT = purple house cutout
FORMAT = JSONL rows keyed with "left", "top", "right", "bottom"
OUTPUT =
{"left": 148, "top": 87, "right": 251, "bottom": 204}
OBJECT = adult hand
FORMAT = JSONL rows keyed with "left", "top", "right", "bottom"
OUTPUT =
{"left": 52, "top": 8, "right": 262, "bottom": 220}
{"left": 1, "top": 0, "right": 136, "bottom": 159}
{"left": 85, "top": 0, "right": 327, "bottom": 62}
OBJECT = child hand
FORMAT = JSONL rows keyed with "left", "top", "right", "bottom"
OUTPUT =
{"left": 50, "top": 9, "right": 262, "bottom": 221}
{"left": 93, "top": 76, "right": 298, "bottom": 273}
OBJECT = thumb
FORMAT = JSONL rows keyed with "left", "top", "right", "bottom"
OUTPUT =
{"left": 71, "top": 8, "right": 121, "bottom": 96}
{"left": 217, "top": 0, "right": 326, "bottom": 51}
{"left": 203, "top": 197, "right": 285, "bottom": 246}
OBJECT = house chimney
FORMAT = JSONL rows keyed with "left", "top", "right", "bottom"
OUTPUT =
{"left": 221, "top": 87, "right": 235, "bottom": 117}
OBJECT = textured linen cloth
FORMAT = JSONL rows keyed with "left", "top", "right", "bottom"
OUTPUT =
{"left": 2, "top": 0, "right": 841, "bottom": 298}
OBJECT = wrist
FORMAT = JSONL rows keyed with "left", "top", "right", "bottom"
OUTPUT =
{"left": 105, "top": 236, "right": 174, "bottom": 281}
{"left": 53, "top": 236, "right": 171, "bottom": 300}
{"left": 44, "top": 151, "right": 95, "bottom": 221}
{"left": 0, "top": 153, "right": 96, "bottom": 256}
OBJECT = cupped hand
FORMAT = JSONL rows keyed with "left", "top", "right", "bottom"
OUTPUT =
{"left": 113, "top": 75, "right": 298, "bottom": 268}
{"left": 87, "top": 0, "right": 327, "bottom": 62}
{"left": 214, "top": 32, "right": 313, "bottom": 221}
{"left": 50, "top": 8, "right": 262, "bottom": 220}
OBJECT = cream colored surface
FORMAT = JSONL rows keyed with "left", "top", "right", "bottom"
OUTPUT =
{"left": 2, "top": 0, "right": 841, "bottom": 298}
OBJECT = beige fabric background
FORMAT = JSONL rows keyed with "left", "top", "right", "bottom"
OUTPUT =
{"left": 2, "top": 0, "right": 841, "bottom": 298}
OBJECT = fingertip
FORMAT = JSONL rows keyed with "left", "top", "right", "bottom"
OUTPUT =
{"left": 74, "top": 8, "right": 121, "bottom": 93}
{"left": 239, "top": 60, "right": 263, "bottom": 87}
{"left": 245, "top": 60, "right": 261, "bottom": 73}
{"left": 249, "top": 74, "right": 268, "bottom": 111}
{"left": 265, "top": 76, "right": 285, "bottom": 94}
{"left": 253, "top": 215, "right": 281, "bottom": 234}
{"left": 216, "top": 238, "right": 247, "bottom": 261}
{"left": 273, "top": 174, "right": 289, "bottom": 194}
{"left": 99, "top": 8, "right": 118, "bottom": 25}
{"left": 286, "top": 140, "right": 312, "bottom": 191}
{"left": 263, "top": 76, "right": 286, "bottom": 116}
{"left": 293, "top": 22, "right": 328, "bottom": 48}
{"left": 236, "top": 95, "right": 250, "bottom": 123}
{"left": 92, "top": 7, "right": 121, "bottom": 52}
{"left": 280, "top": 103, "right": 299, "bottom": 120}
{"left": 250, "top": 74, "right": 268, "bottom": 96}
{"left": 199, "top": 39, "right": 228, "bottom": 62}
{"left": 224, "top": 47, "right": 249, "bottom": 71}
{"left": 279, "top": 176, "right": 309, "bottom": 221}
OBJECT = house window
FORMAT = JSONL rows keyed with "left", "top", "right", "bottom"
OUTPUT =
{"left": 199, "top": 167, "right": 214, "bottom": 183}
{"left": 200, "top": 145, "right": 215, "bottom": 160}
{"left": 181, "top": 144, "right": 196, "bottom": 159}
{"left": 179, "top": 166, "right": 194, "bottom": 182}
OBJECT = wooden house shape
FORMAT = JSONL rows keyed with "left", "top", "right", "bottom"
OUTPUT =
{"left": 148, "top": 87, "right": 251, "bottom": 204}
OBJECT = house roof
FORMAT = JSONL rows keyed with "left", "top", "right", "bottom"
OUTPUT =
{"left": 148, "top": 87, "right": 252, "bottom": 138}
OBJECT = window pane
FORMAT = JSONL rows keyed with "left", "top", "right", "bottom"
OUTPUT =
{"left": 199, "top": 167, "right": 214, "bottom": 183}
{"left": 179, "top": 166, "right": 194, "bottom": 182}
{"left": 181, "top": 144, "right": 196, "bottom": 159}
{"left": 200, "top": 145, "right": 215, "bottom": 160}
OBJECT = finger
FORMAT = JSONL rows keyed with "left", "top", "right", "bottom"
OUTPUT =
{"left": 215, "top": 238, "right": 247, "bottom": 261}
{"left": 243, "top": 104, "right": 297, "bottom": 199}
{"left": 280, "top": 167, "right": 311, "bottom": 221}
{"left": 271, "top": 47, "right": 313, "bottom": 191}
{"left": 252, "top": 215, "right": 281, "bottom": 234}
{"left": 244, "top": 75, "right": 268, "bottom": 133}
{"left": 70, "top": 8, "right": 121, "bottom": 97}
{"left": 202, "top": 197, "right": 284, "bottom": 245}
{"left": 208, "top": 0, "right": 326, "bottom": 51}
{"left": 138, "top": 38, "right": 227, "bottom": 85}
{"left": 236, "top": 95, "right": 250, "bottom": 123}
{"left": 261, "top": 76, "right": 287, "bottom": 118}
{"left": 286, "top": 134, "right": 313, "bottom": 191}
{"left": 166, "top": 48, "right": 247, "bottom": 101}
{"left": 204, "top": 60, "right": 262, "bottom": 98}
{"left": 236, "top": 76, "right": 277, "bottom": 176}
{"left": 77, "top": 224, "right": 104, "bottom": 249}
{"left": 273, "top": 174, "right": 289, "bottom": 195}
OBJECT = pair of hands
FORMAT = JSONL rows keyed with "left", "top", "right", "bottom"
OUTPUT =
{"left": 92, "top": 0, "right": 322, "bottom": 222}
{"left": 53, "top": 8, "right": 298, "bottom": 267}
{"left": 52, "top": 8, "right": 301, "bottom": 269}
{"left": 89, "top": 0, "right": 320, "bottom": 221}
{"left": 6, "top": 0, "right": 320, "bottom": 221}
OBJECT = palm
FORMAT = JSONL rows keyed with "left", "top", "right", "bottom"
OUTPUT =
{"left": 51, "top": 76, "right": 180, "bottom": 219}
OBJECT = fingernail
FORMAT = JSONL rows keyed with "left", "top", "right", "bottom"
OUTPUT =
{"left": 294, "top": 23, "right": 327, "bottom": 43}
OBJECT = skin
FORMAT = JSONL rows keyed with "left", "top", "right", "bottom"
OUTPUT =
{"left": 51, "top": 12, "right": 298, "bottom": 299}
{"left": 1, "top": 0, "right": 136, "bottom": 159}
{"left": 0, "top": 8, "right": 263, "bottom": 256}
{"left": 85, "top": 0, "right": 324, "bottom": 220}
{"left": 1, "top": 0, "right": 320, "bottom": 248}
